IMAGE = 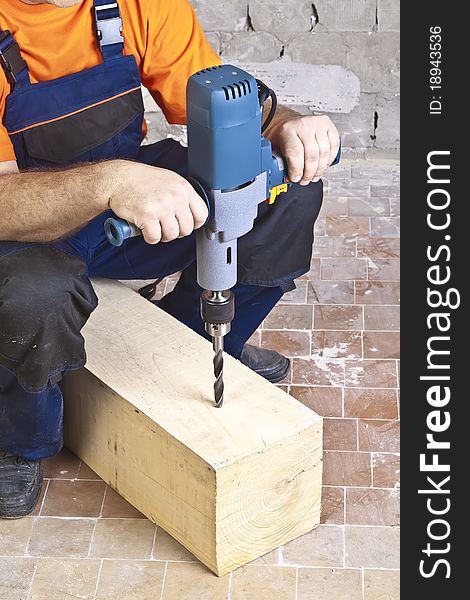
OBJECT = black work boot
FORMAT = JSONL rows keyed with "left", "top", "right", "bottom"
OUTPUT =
{"left": 239, "top": 344, "right": 290, "bottom": 383}
{"left": 0, "top": 452, "right": 42, "bottom": 519}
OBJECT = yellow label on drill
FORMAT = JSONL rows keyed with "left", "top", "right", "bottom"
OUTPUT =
{"left": 268, "top": 183, "right": 289, "bottom": 205}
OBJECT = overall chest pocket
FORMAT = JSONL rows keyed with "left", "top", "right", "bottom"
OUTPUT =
{"left": 10, "top": 88, "right": 144, "bottom": 169}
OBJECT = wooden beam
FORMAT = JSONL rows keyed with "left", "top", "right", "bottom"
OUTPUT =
{"left": 62, "top": 279, "right": 322, "bottom": 576}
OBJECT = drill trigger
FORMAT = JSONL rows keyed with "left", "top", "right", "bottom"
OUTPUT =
{"left": 267, "top": 183, "right": 289, "bottom": 205}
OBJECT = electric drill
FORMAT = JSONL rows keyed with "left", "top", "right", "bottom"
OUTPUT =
{"left": 104, "top": 64, "right": 340, "bottom": 408}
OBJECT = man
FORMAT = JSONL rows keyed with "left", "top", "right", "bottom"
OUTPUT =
{"left": 0, "top": 0, "right": 339, "bottom": 518}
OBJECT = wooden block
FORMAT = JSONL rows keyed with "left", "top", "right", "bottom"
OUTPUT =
{"left": 62, "top": 279, "right": 322, "bottom": 576}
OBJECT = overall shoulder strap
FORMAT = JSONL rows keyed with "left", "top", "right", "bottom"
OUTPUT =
{"left": 93, "top": 1, "right": 124, "bottom": 61}
{"left": 0, "top": 29, "right": 29, "bottom": 90}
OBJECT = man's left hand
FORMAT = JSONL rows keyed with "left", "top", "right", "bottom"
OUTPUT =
{"left": 267, "top": 113, "right": 340, "bottom": 186}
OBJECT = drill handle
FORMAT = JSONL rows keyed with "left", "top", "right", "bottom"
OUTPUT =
{"left": 103, "top": 177, "right": 210, "bottom": 247}
{"left": 268, "top": 141, "right": 341, "bottom": 199}
{"left": 104, "top": 218, "right": 141, "bottom": 247}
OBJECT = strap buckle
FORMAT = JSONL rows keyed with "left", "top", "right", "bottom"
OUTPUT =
{"left": 0, "top": 30, "right": 27, "bottom": 88}
{"left": 94, "top": 3, "right": 124, "bottom": 49}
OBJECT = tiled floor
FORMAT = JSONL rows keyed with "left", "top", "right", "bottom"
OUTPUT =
{"left": 0, "top": 158, "right": 399, "bottom": 599}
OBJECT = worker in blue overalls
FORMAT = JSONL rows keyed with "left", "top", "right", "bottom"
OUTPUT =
{"left": 0, "top": 0, "right": 339, "bottom": 518}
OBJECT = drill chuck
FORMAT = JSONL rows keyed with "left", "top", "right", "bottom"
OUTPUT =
{"left": 200, "top": 290, "right": 235, "bottom": 337}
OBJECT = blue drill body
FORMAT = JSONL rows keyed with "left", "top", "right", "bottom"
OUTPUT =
{"left": 186, "top": 65, "right": 284, "bottom": 194}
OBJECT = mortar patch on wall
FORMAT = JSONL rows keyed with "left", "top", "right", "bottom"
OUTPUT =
{"left": 237, "top": 60, "right": 361, "bottom": 113}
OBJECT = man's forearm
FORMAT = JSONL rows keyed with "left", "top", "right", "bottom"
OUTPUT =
{"left": 0, "top": 161, "right": 123, "bottom": 243}
{"left": 262, "top": 101, "right": 300, "bottom": 146}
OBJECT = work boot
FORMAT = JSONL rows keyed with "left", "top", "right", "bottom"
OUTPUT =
{"left": 0, "top": 452, "right": 42, "bottom": 519}
{"left": 239, "top": 344, "right": 290, "bottom": 383}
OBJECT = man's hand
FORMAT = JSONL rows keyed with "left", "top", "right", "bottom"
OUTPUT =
{"left": 109, "top": 163, "right": 208, "bottom": 244}
{"left": 265, "top": 109, "right": 340, "bottom": 186}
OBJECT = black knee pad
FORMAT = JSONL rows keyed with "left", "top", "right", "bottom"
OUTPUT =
{"left": 0, "top": 246, "right": 98, "bottom": 393}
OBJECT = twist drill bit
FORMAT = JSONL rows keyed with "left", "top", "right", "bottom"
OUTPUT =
{"left": 213, "top": 336, "right": 224, "bottom": 407}
{"left": 200, "top": 290, "right": 234, "bottom": 408}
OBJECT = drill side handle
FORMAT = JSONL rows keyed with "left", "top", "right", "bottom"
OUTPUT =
{"left": 103, "top": 177, "right": 210, "bottom": 247}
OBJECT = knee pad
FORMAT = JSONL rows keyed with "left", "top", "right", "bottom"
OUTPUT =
{"left": 0, "top": 246, "right": 97, "bottom": 392}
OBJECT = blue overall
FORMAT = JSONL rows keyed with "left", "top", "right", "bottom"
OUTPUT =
{"left": 0, "top": 1, "right": 322, "bottom": 460}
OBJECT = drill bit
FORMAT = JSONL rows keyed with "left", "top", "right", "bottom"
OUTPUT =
{"left": 200, "top": 290, "right": 234, "bottom": 408}
{"left": 213, "top": 334, "right": 224, "bottom": 407}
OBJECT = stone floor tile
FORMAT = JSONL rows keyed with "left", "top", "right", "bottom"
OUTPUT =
{"left": 321, "top": 196, "right": 349, "bottom": 216}
{"left": 323, "top": 418, "right": 358, "bottom": 451}
{"left": 328, "top": 180, "right": 371, "bottom": 197}
{"left": 314, "top": 305, "right": 363, "bottom": 330}
{"left": 345, "top": 526, "right": 400, "bottom": 568}
{"left": 363, "top": 332, "right": 400, "bottom": 359}
{"left": 292, "top": 358, "right": 344, "bottom": 387}
{"left": 351, "top": 164, "right": 399, "bottom": 180}
{"left": 153, "top": 528, "right": 196, "bottom": 561}
{"left": 248, "top": 548, "right": 279, "bottom": 566}
{"left": 0, "top": 517, "right": 34, "bottom": 556}
{"left": 279, "top": 280, "right": 308, "bottom": 304}
{"left": 321, "top": 486, "right": 345, "bottom": 524}
{"left": 372, "top": 453, "right": 401, "bottom": 488}
{"left": 76, "top": 461, "right": 103, "bottom": 480}
{"left": 260, "top": 331, "right": 310, "bottom": 357}
{"left": 390, "top": 197, "right": 400, "bottom": 216}
{"left": 344, "top": 388, "right": 398, "bottom": 419}
{"left": 312, "top": 236, "right": 356, "bottom": 258}
{"left": 364, "top": 305, "right": 400, "bottom": 330}
{"left": 355, "top": 281, "right": 400, "bottom": 305}
{"left": 162, "top": 562, "right": 230, "bottom": 599}
{"left": 30, "top": 480, "right": 48, "bottom": 517}
{"left": 0, "top": 557, "right": 36, "bottom": 600}
{"left": 289, "top": 386, "right": 343, "bottom": 417}
{"left": 95, "top": 559, "right": 166, "bottom": 599}
{"left": 344, "top": 360, "right": 397, "bottom": 388}
{"left": 281, "top": 525, "right": 344, "bottom": 567}
{"left": 231, "top": 564, "right": 296, "bottom": 600}
{"left": 299, "top": 258, "right": 321, "bottom": 281}
{"left": 371, "top": 217, "right": 400, "bottom": 238}
{"left": 348, "top": 196, "right": 390, "bottom": 216}
{"left": 263, "top": 304, "right": 313, "bottom": 330}
{"left": 307, "top": 280, "right": 355, "bottom": 305}
{"left": 357, "top": 236, "right": 400, "bottom": 259}
{"left": 164, "top": 277, "right": 179, "bottom": 294}
{"left": 41, "top": 480, "right": 106, "bottom": 518}
{"left": 323, "top": 451, "right": 372, "bottom": 487}
{"left": 367, "top": 258, "right": 400, "bottom": 281}
{"left": 371, "top": 184, "right": 399, "bottom": 197}
{"left": 346, "top": 488, "right": 400, "bottom": 526}
{"left": 297, "top": 567, "right": 362, "bottom": 600}
{"left": 42, "top": 448, "right": 81, "bottom": 480}
{"left": 358, "top": 420, "right": 400, "bottom": 453}
{"left": 326, "top": 215, "right": 370, "bottom": 237}
{"left": 28, "top": 517, "right": 95, "bottom": 558}
{"left": 321, "top": 258, "right": 367, "bottom": 281}
{"left": 364, "top": 568, "right": 400, "bottom": 599}
{"left": 90, "top": 519, "right": 156, "bottom": 559}
{"left": 314, "top": 215, "right": 326, "bottom": 235}
{"left": 30, "top": 558, "right": 101, "bottom": 600}
{"left": 312, "top": 330, "right": 362, "bottom": 359}
{"left": 247, "top": 330, "right": 261, "bottom": 346}
{"left": 101, "top": 487, "right": 146, "bottom": 519}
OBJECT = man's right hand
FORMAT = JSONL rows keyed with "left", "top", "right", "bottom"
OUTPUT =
{"left": 108, "top": 162, "right": 209, "bottom": 245}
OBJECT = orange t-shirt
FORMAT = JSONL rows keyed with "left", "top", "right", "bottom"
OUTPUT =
{"left": 0, "top": 0, "right": 221, "bottom": 163}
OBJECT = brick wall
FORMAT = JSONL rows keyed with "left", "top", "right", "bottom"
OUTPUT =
{"left": 144, "top": 1, "right": 400, "bottom": 150}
